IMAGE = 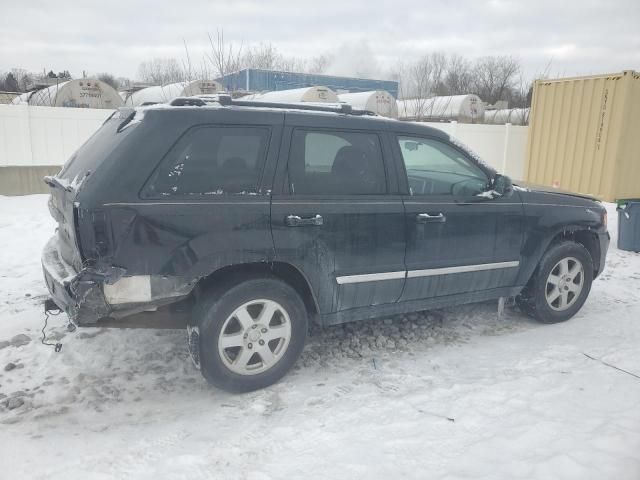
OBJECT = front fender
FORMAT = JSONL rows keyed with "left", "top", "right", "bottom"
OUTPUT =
{"left": 516, "top": 200, "right": 606, "bottom": 286}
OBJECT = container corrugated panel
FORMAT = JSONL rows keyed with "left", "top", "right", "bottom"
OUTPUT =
{"left": 525, "top": 70, "right": 640, "bottom": 201}
{"left": 615, "top": 71, "right": 640, "bottom": 200}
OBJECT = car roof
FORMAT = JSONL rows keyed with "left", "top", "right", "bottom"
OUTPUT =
{"left": 136, "top": 101, "right": 450, "bottom": 139}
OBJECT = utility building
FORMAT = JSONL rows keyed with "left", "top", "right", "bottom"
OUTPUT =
{"left": 218, "top": 68, "right": 399, "bottom": 98}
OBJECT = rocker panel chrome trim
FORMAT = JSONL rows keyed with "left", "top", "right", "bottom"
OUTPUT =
{"left": 406, "top": 261, "right": 520, "bottom": 278}
{"left": 335, "top": 261, "right": 520, "bottom": 284}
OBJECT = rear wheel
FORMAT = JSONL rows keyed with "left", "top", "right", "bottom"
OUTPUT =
{"left": 193, "top": 277, "right": 307, "bottom": 392}
{"left": 516, "top": 241, "right": 594, "bottom": 324}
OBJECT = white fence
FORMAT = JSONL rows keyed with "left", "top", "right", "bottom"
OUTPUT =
{"left": 0, "top": 104, "right": 113, "bottom": 167}
{"left": 421, "top": 121, "right": 528, "bottom": 180}
{"left": 0, "top": 106, "right": 528, "bottom": 181}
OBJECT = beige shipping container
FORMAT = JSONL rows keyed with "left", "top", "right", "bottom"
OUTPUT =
{"left": 525, "top": 70, "right": 640, "bottom": 201}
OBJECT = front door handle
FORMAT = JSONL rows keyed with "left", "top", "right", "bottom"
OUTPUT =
{"left": 285, "top": 214, "right": 324, "bottom": 227}
{"left": 416, "top": 213, "right": 446, "bottom": 223}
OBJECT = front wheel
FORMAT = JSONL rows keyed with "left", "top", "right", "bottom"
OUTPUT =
{"left": 516, "top": 241, "right": 594, "bottom": 324}
{"left": 193, "top": 277, "right": 308, "bottom": 392}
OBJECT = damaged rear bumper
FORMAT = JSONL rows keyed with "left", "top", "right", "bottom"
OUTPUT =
{"left": 42, "top": 236, "right": 111, "bottom": 324}
{"left": 42, "top": 236, "right": 195, "bottom": 325}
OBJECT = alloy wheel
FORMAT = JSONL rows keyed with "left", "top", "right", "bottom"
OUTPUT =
{"left": 217, "top": 299, "right": 292, "bottom": 375}
{"left": 545, "top": 256, "right": 585, "bottom": 311}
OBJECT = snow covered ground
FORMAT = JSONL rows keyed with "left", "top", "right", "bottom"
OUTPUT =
{"left": 0, "top": 195, "right": 639, "bottom": 480}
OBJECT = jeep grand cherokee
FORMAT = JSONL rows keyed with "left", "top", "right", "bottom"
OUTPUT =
{"left": 42, "top": 97, "right": 609, "bottom": 392}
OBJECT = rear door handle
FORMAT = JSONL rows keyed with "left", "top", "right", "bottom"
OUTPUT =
{"left": 416, "top": 213, "right": 446, "bottom": 223}
{"left": 285, "top": 214, "right": 324, "bottom": 227}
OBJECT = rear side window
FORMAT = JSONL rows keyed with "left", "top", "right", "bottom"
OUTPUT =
{"left": 289, "top": 130, "right": 386, "bottom": 195}
{"left": 144, "top": 126, "right": 270, "bottom": 197}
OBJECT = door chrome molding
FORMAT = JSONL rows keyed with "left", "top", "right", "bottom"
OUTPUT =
{"left": 404, "top": 201, "right": 589, "bottom": 208}
{"left": 336, "top": 271, "right": 406, "bottom": 285}
{"left": 404, "top": 201, "right": 522, "bottom": 206}
{"left": 103, "top": 201, "right": 270, "bottom": 206}
{"left": 407, "top": 261, "right": 520, "bottom": 278}
{"left": 273, "top": 201, "right": 400, "bottom": 206}
{"left": 335, "top": 261, "right": 520, "bottom": 285}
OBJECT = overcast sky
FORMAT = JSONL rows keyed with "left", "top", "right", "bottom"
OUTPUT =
{"left": 1, "top": 0, "right": 638, "bottom": 81}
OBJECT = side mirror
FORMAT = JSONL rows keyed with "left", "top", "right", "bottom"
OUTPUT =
{"left": 493, "top": 174, "right": 513, "bottom": 197}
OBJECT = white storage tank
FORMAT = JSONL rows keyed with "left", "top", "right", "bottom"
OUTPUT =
{"left": 124, "top": 80, "right": 224, "bottom": 106}
{"left": 397, "top": 94, "right": 484, "bottom": 123}
{"left": 337, "top": 90, "right": 398, "bottom": 118}
{"left": 0, "top": 92, "right": 19, "bottom": 104}
{"left": 484, "top": 107, "right": 530, "bottom": 125}
{"left": 12, "top": 79, "right": 123, "bottom": 109}
{"left": 240, "top": 86, "right": 338, "bottom": 103}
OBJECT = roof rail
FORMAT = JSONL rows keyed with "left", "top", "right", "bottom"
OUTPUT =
{"left": 170, "top": 97, "right": 207, "bottom": 106}
{"left": 186, "top": 93, "right": 377, "bottom": 116}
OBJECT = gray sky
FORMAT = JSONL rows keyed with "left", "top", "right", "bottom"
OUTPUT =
{"left": 1, "top": 0, "right": 638, "bottom": 81}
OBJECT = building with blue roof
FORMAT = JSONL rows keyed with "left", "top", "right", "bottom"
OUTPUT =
{"left": 217, "top": 68, "right": 399, "bottom": 98}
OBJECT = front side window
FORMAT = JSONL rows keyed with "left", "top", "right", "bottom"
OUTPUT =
{"left": 144, "top": 126, "right": 270, "bottom": 197}
{"left": 288, "top": 130, "right": 386, "bottom": 195}
{"left": 397, "top": 136, "right": 488, "bottom": 196}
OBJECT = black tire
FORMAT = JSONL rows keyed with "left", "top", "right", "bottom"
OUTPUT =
{"left": 193, "top": 276, "right": 308, "bottom": 393}
{"left": 516, "top": 241, "right": 594, "bottom": 324}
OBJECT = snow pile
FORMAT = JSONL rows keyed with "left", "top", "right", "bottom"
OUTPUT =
{"left": 0, "top": 195, "right": 639, "bottom": 479}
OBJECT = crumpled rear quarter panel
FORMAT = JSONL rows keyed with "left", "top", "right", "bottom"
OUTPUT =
{"left": 108, "top": 198, "right": 274, "bottom": 282}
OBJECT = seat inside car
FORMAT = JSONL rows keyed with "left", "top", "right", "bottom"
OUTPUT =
{"left": 331, "top": 145, "right": 383, "bottom": 194}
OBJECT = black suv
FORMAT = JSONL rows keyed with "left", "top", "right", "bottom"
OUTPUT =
{"left": 42, "top": 97, "right": 609, "bottom": 392}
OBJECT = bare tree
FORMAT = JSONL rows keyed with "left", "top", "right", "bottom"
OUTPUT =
{"left": 504, "top": 73, "right": 531, "bottom": 108}
{"left": 509, "top": 58, "right": 553, "bottom": 109}
{"left": 428, "top": 52, "right": 448, "bottom": 95}
{"left": 440, "top": 54, "right": 473, "bottom": 95}
{"left": 181, "top": 38, "right": 195, "bottom": 82}
{"left": 137, "top": 58, "right": 184, "bottom": 85}
{"left": 307, "top": 55, "right": 330, "bottom": 74}
{"left": 396, "top": 54, "right": 449, "bottom": 120}
{"left": 8, "top": 69, "right": 32, "bottom": 92}
{"left": 471, "top": 56, "right": 520, "bottom": 105}
{"left": 276, "top": 55, "right": 308, "bottom": 73}
{"left": 242, "top": 43, "right": 282, "bottom": 70}
{"left": 179, "top": 38, "right": 216, "bottom": 83}
{"left": 206, "top": 30, "right": 328, "bottom": 89}
{"left": 502, "top": 59, "right": 553, "bottom": 124}
{"left": 97, "top": 72, "right": 119, "bottom": 90}
{"left": 207, "top": 29, "right": 244, "bottom": 82}
{"left": 3, "top": 68, "right": 45, "bottom": 91}
{"left": 241, "top": 44, "right": 326, "bottom": 73}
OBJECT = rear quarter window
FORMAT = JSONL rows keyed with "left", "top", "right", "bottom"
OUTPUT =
{"left": 58, "top": 112, "right": 127, "bottom": 183}
{"left": 143, "top": 126, "right": 271, "bottom": 197}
